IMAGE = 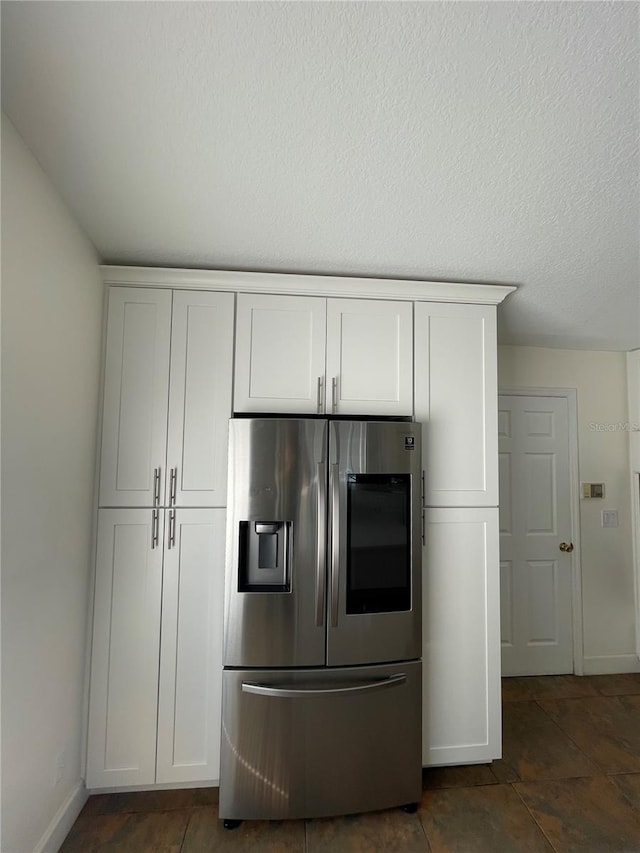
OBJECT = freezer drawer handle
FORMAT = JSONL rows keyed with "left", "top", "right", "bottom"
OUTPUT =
{"left": 241, "top": 673, "right": 407, "bottom": 698}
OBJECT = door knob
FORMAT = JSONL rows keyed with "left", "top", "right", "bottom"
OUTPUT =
{"left": 559, "top": 542, "right": 574, "bottom": 553}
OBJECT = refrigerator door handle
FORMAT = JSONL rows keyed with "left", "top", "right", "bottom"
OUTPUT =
{"left": 330, "top": 463, "right": 340, "bottom": 627}
{"left": 316, "top": 462, "right": 327, "bottom": 627}
{"left": 241, "top": 673, "right": 407, "bottom": 698}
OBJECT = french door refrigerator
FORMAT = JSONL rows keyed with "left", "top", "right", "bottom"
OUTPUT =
{"left": 220, "top": 418, "right": 422, "bottom": 822}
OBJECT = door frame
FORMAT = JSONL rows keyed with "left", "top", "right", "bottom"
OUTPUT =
{"left": 498, "top": 387, "right": 584, "bottom": 675}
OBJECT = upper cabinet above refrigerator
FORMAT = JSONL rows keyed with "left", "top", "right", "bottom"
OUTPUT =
{"left": 234, "top": 294, "right": 414, "bottom": 416}
{"left": 99, "top": 287, "right": 234, "bottom": 508}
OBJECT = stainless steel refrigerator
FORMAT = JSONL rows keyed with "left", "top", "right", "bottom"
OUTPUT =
{"left": 220, "top": 418, "right": 422, "bottom": 823}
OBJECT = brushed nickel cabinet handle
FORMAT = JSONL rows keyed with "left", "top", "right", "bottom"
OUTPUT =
{"left": 170, "top": 467, "right": 177, "bottom": 506}
{"left": 153, "top": 467, "right": 161, "bottom": 507}
{"left": 317, "top": 376, "right": 324, "bottom": 414}
{"left": 151, "top": 510, "right": 159, "bottom": 549}
{"left": 168, "top": 509, "right": 176, "bottom": 549}
{"left": 331, "top": 377, "right": 338, "bottom": 414}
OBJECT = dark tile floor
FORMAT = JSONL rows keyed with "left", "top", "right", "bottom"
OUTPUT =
{"left": 61, "top": 674, "right": 640, "bottom": 852}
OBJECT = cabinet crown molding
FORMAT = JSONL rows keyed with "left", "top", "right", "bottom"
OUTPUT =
{"left": 100, "top": 266, "right": 516, "bottom": 306}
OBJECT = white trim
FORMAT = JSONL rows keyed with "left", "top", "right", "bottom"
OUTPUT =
{"left": 87, "top": 780, "right": 219, "bottom": 794}
{"left": 582, "top": 654, "right": 640, "bottom": 675}
{"left": 81, "top": 283, "right": 110, "bottom": 783}
{"left": 33, "top": 782, "right": 88, "bottom": 853}
{"left": 100, "top": 265, "right": 515, "bottom": 305}
{"left": 498, "top": 387, "right": 584, "bottom": 675}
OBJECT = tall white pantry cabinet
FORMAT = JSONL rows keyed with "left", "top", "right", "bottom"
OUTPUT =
{"left": 86, "top": 267, "right": 513, "bottom": 790}
{"left": 87, "top": 288, "right": 233, "bottom": 788}
{"left": 414, "top": 303, "right": 501, "bottom": 766}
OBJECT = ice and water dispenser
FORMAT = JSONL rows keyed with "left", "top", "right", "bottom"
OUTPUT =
{"left": 237, "top": 520, "right": 292, "bottom": 592}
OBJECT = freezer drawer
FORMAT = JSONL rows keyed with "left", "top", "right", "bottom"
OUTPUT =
{"left": 220, "top": 660, "right": 422, "bottom": 820}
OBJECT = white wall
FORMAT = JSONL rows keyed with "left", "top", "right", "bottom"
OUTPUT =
{"left": 498, "top": 345, "right": 636, "bottom": 674}
{"left": 1, "top": 116, "right": 103, "bottom": 852}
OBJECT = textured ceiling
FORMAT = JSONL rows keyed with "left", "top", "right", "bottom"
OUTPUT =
{"left": 2, "top": 1, "right": 638, "bottom": 349}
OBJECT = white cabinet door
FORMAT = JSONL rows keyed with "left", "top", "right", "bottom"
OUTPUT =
{"left": 156, "top": 509, "right": 225, "bottom": 784}
{"left": 415, "top": 303, "right": 498, "bottom": 507}
{"left": 99, "top": 288, "right": 172, "bottom": 507}
{"left": 422, "top": 507, "right": 501, "bottom": 767}
{"left": 326, "top": 299, "right": 414, "bottom": 416}
{"left": 234, "top": 294, "right": 414, "bottom": 416}
{"left": 629, "top": 350, "right": 640, "bottom": 471}
{"left": 87, "top": 509, "right": 164, "bottom": 788}
{"left": 234, "top": 293, "right": 327, "bottom": 413}
{"left": 166, "top": 292, "right": 234, "bottom": 507}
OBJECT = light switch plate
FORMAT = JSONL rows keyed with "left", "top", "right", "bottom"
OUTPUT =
{"left": 601, "top": 510, "right": 619, "bottom": 528}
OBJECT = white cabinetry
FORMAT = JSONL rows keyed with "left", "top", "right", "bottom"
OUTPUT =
{"left": 88, "top": 284, "right": 233, "bottom": 789}
{"left": 414, "top": 302, "right": 498, "bottom": 507}
{"left": 99, "top": 289, "right": 172, "bottom": 507}
{"left": 326, "top": 298, "right": 414, "bottom": 416}
{"left": 156, "top": 509, "right": 225, "bottom": 784}
{"left": 92, "top": 266, "right": 514, "bottom": 788}
{"left": 415, "top": 302, "right": 501, "bottom": 767}
{"left": 99, "top": 288, "right": 234, "bottom": 508}
{"left": 234, "top": 294, "right": 326, "bottom": 413}
{"left": 422, "top": 508, "right": 501, "bottom": 766}
{"left": 87, "top": 508, "right": 225, "bottom": 788}
{"left": 234, "top": 293, "right": 413, "bottom": 416}
{"left": 629, "top": 350, "right": 640, "bottom": 472}
{"left": 87, "top": 510, "right": 162, "bottom": 787}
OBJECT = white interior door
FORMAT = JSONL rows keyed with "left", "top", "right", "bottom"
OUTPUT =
{"left": 499, "top": 395, "right": 574, "bottom": 676}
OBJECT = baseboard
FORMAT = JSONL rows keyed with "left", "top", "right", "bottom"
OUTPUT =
{"left": 582, "top": 654, "right": 640, "bottom": 675}
{"left": 87, "top": 780, "right": 219, "bottom": 794}
{"left": 34, "top": 781, "right": 88, "bottom": 853}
